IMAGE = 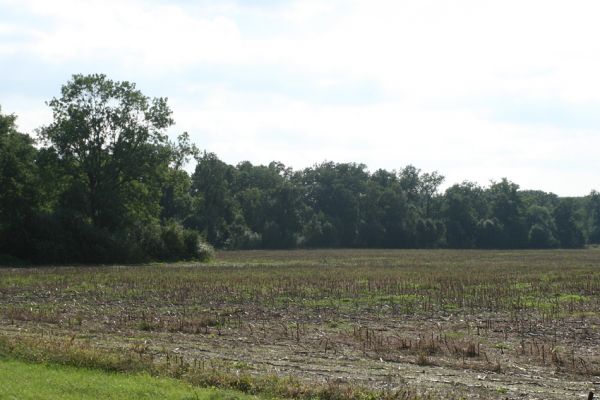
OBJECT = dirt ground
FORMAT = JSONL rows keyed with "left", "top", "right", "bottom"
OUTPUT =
{"left": 2, "top": 312, "right": 598, "bottom": 398}
{"left": 2, "top": 249, "right": 600, "bottom": 399}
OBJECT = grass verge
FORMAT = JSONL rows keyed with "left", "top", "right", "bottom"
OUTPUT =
{"left": 0, "top": 334, "right": 425, "bottom": 400}
{"left": 0, "top": 357, "right": 254, "bottom": 400}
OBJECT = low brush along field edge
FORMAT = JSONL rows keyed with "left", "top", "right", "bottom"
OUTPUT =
{"left": 0, "top": 334, "right": 426, "bottom": 400}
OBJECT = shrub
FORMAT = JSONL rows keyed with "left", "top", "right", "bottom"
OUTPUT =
{"left": 192, "top": 238, "right": 215, "bottom": 262}
{"left": 158, "top": 221, "right": 213, "bottom": 262}
{"left": 161, "top": 221, "right": 186, "bottom": 260}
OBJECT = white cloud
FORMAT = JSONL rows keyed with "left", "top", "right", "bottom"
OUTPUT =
{"left": 170, "top": 86, "right": 600, "bottom": 195}
{"left": 1, "top": 0, "right": 600, "bottom": 195}
{"left": 0, "top": 94, "right": 51, "bottom": 134}
{"left": 2, "top": 0, "right": 245, "bottom": 68}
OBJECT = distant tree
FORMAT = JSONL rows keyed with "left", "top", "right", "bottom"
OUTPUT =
{"left": 300, "top": 162, "right": 368, "bottom": 247}
{"left": 359, "top": 180, "right": 415, "bottom": 248}
{"left": 27, "top": 75, "right": 215, "bottom": 264}
{"left": 160, "top": 133, "right": 198, "bottom": 224}
{"left": 160, "top": 168, "right": 194, "bottom": 224}
{"left": 261, "top": 180, "right": 305, "bottom": 248}
{"left": 395, "top": 166, "right": 444, "bottom": 246}
{"left": 554, "top": 198, "right": 585, "bottom": 248}
{"left": 234, "top": 161, "right": 294, "bottom": 246}
{"left": 487, "top": 179, "right": 527, "bottom": 248}
{"left": 0, "top": 108, "right": 41, "bottom": 259}
{"left": 302, "top": 211, "right": 337, "bottom": 247}
{"left": 443, "top": 182, "right": 487, "bottom": 248}
{"left": 380, "top": 187, "right": 418, "bottom": 248}
{"left": 520, "top": 190, "right": 559, "bottom": 209}
{"left": 416, "top": 218, "right": 445, "bottom": 248}
{"left": 398, "top": 165, "right": 421, "bottom": 203}
{"left": 5, "top": 75, "right": 599, "bottom": 257}
{"left": 359, "top": 177, "right": 390, "bottom": 247}
{"left": 190, "top": 151, "right": 239, "bottom": 246}
{"left": 526, "top": 205, "right": 558, "bottom": 248}
{"left": 528, "top": 224, "right": 557, "bottom": 249}
{"left": 40, "top": 74, "right": 174, "bottom": 230}
{"left": 587, "top": 190, "right": 600, "bottom": 244}
{"left": 476, "top": 218, "right": 504, "bottom": 248}
{"left": 170, "top": 132, "right": 198, "bottom": 171}
{"left": 418, "top": 171, "right": 445, "bottom": 219}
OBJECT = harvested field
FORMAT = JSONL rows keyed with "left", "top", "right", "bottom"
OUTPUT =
{"left": 2, "top": 249, "right": 600, "bottom": 399}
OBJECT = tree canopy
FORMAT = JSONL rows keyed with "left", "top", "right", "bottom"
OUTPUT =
{"left": 0, "top": 74, "right": 596, "bottom": 264}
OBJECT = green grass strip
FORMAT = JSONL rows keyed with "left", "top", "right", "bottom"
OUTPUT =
{"left": 0, "top": 358, "right": 256, "bottom": 400}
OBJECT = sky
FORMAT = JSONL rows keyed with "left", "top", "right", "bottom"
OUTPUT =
{"left": 1, "top": 0, "right": 599, "bottom": 196}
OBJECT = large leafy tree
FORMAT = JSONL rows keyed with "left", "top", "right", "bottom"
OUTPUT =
{"left": 40, "top": 74, "right": 174, "bottom": 230}
{"left": 160, "top": 132, "right": 198, "bottom": 224}
{"left": 0, "top": 108, "right": 42, "bottom": 257}
{"left": 554, "top": 198, "right": 585, "bottom": 248}
{"left": 233, "top": 161, "right": 304, "bottom": 248}
{"left": 399, "top": 165, "right": 444, "bottom": 218}
{"left": 190, "top": 151, "right": 239, "bottom": 246}
{"left": 587, "top": 190, "right": 600, "bottom": 244}
{"left": 525, "top": 205, "right": 558, "bottom": 248}
{"left": 443, "top": 182, "right": 487, "bottom": 248}
{"left": 487, "top": 178, "right": 527, "bottom": 248}
{"left": 301, "top": 162, "right": 369, "bottom": 247}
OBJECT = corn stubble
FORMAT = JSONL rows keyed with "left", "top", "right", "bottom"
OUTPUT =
{"left": 1, "top": 248, "right": 600, "bottom": 399}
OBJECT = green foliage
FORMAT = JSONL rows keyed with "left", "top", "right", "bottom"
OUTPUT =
{"left": 528, "top": 224, "right": 558, "bottom": 249}
{"left": 159, "top": 221, "right": 214, "bottom": 261}
{"left": 553, "top": 198, "right": 585, "bottom": 248}
{"left": 0, "top": 108, "right": 42, "bottom": 259}
{"left": 303, "top": 212, "right": 336, "bottom": 247}
{"left": 487, "top": 179, "right": 527, "bottom": 248}
{"left": 416, "top": 218, "right": 445, "bottom": 248}
{"left": 587, "top": 190, "right": 600, "bottom": 244}
{"left": 190, "top": 152, "right": 238, "bottom": 247}
{"left": 443, "top": 182, "right": 486, "bottom": 248}
{"left": 0, "top": 74, "right": 597, "bottom": 261}
{"left": 40, "top": 73, "right": 173, "bottom": 230}
{"left": 526, "top": 205, "right": 558, "bottom": 248}
{"left": 476, "top": 218, "right": 503, "bottom": 249}
{"left": 0, "top": 77, "right": 211, "bottom": 265}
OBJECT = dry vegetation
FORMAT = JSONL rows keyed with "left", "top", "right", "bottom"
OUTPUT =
{"left": 2, "top": 249, "right": 600, "bottom": 399}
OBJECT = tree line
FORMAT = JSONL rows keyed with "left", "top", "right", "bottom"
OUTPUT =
{"left": 1, "top": 74, "right": 599, "bottom": 264}
{"left": 189, "top": 154, "right": 598, "bottom": 250}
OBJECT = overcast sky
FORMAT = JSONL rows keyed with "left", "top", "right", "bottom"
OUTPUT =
{"left": 1, "top": 0, "right": 599, "bottom": 196}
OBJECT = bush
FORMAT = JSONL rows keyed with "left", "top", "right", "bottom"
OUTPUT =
{"left": 157, "top": 221, "right": 214, "bottom": 262}
{"left": 528, "top": 224, "right": 558, "bottom": 249}
{"left": 161, "top": 221, "right": 186, "bottom": 260}
{"left": 476, "top": 218, "right": 504, "bottom": 249}
{"left": 224, "top": 223, "right": 261, "bottom": 250}
{"left": 182, "top": 230, "right": 214, "bottom": 261}
{"left": 5, "top": 213, "right": 213, "bottom": 265}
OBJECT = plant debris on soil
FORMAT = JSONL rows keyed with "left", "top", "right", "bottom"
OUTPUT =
{"left": 2, "top": 249, "right": 600, "bottom": 399}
